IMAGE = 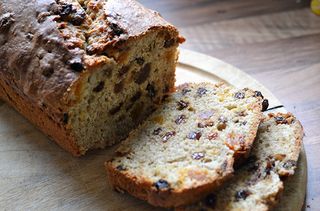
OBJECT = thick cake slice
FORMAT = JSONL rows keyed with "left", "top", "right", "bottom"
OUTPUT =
{"left": 0, "top": 0, "right": 183, "bottom": 156}
{"left": 106, "top": 82, "right": 264, "bottom": 208}
{"left": 183, "top": 113, "right": 304, "bottom": 211}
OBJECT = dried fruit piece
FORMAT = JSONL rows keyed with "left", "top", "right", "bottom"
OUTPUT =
{"left": 135, "top": 63, "right": 151, "bottom": 84}
{"left": 93, "top": 81, "right": 105, "bottom": 92}
{"left": 274, "top": 116, "right": 287, "bottom": 124}
{"left": 187, "top": 132, "right": 202, "bottom": 140}
{"left": 164, "top": 39, "right": 175, "bottom": 48}
{"left": 175, "top": 115, "right": 187, "bottom": 125}
{"left": 198, "top": 121, "right": 214, "bottom": 128}
{"left": 116, "top": 165, "right": 126, "bottom": 171}
{"left": 192, "top": 152, "right": 205, "bottom": 160}
{"left": 146, "top": 84, "right": 156, "bottom": 99}
{"left": 153, "top": 127, "right": 162, "bottom": 135}
{"left": 254, "top": 91, "right": 264, "bottom": 99}
{"left": 177, "top": 100, "right": 189, "bottom": 110}
{"left": 136, "top": 57, "right": 145, "bottom": 65}
{"left": 62, "top": 113, "right": 69, "bottom": 124}
{"left": 182, "top": 88, "right": 191, "bottom": 95}
{"left": 235, "top": 190, "right": 251, "bottom": 201}
{"left": 69, "top": 58, "right": 84, "bottom": 72}
{"left": 283, "top": 160, "right": 296, "bottom": 169}
{"left": 262, "top": 99, "right": 269, "bottom": 111}
{"left": 154, "top": 179, "right": 170, "bottom": 190}
{"left": 197, "top": 87, "right": 207, "bottom": 96}
{"left": 162, "top": 131, "right": 176, "bottom": 142}
{"left": 234, "top": 92, "right": 245, "bottom": 99}
{"left": 208, "top": 132, "right": 218, "bottom": 140}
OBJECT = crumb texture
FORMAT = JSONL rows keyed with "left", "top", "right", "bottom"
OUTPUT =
{"left": 183, "top": 113, "right": 303, "bottom": 211}
{"left": 107, "top": 82, "right": 264, "bottom": 208}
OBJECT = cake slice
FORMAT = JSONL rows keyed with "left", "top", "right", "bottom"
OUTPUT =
{"left": 106, "top": 82, "right": 264, "bottom": 208}
{"left": 182, "top": 113, "right": 303, "bottom": 211}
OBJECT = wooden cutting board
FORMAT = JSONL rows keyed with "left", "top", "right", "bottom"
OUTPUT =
{"left": 0, "top": 49, "right": 306, "bottom": 210}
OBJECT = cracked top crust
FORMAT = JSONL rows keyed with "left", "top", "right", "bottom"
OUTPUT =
{"left": 0, "top": 0, "right": 180, "bottom": 122}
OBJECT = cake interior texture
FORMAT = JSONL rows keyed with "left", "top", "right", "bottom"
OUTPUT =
{"left": 183, "top": 113, "right": 303, "bottom": 211}
{"left": 107, "top": 83, "right": 264, "bottom": 207}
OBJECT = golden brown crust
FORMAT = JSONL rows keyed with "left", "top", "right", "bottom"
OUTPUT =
{"left": 106, "top": 158, "right": 234, "bottom": 208}
{"left": 0, "top": 77, "right": 81, "bottom": 156}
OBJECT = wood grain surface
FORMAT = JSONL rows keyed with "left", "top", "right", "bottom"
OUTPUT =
{"left": 0, "top": 50, "right": 306, "bottom": 210}
{"left": 138, "top": 0, "right": 320, "bottom": 210}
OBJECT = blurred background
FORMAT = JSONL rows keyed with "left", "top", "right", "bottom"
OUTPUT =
{"left": 138, "top": 0, "right": 319, "bottom": 210}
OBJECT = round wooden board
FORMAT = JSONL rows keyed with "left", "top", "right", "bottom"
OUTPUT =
{"left": 0, "top": 49, "right": 306, "bottom": 210}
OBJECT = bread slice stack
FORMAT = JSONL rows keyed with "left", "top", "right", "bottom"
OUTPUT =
{"left": 105, "top": 83, "right": 304, "bottom": 210}
{"left": 182, "top": 113, "right": 303, "bottom": 211}
{"left": 106, "top": 82, "right": 265, "bottom": 207}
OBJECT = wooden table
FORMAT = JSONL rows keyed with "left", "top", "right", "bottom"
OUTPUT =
{"left": 138, "top": 0, "right": 320, "bottom": 209}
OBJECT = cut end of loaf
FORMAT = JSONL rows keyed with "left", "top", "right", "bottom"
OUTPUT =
{"left": 66, "top": 28, "right": 180, "bottom": 155}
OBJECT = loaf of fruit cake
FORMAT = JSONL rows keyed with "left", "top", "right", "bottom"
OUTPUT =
{"left": 182, "top": 113, "right": 304, "bottom": 211}
{"left": 106, "top": 82, "right": 265, "bottom": 208}
{"left": 0, "top": 0, "right": 184, "bottom": 156}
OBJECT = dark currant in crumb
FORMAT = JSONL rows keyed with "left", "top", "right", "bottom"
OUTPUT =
{"left": 197, "top": 87, "right": 207, "bottom": 96}
{"left": 154, "top": 179, "right": 170, "bottom": 190}
{"left": 69, "top": 58, "right": 84, "bottom": 72}
{"left": 192, "top": 152, "right": 205, "bottom": 160}
{"left": 234, "top": 92, "right": 245, "bottom": 99}
{"left": 177, "top": 100, "right": 189, "bottom": 110}
{"left": 235, "top": 190, "right": 251, "bottom": 201}
{"left": 262, "top": 99, "right": 269, "bottom": 111}
{"left": 187, "top": 132, "right": 202, "bottom": 140}
{"left": 152, "top": 127, "right": 162, "bottom": 135}
{"left": 116, "top": 165, "right": 126, "bottom": 171}
{"left": 62, "top": 113, "right": 69, "bottom": 124}
{"left": 175, "top": 115, "right": 187, "bottom": 125}
{"left": 162, "top": 131, "right": 176, "bottom": 142}
{"left": 93, "top": 81, "right": 105, "bottom": 92}
{"left": 254, "top": 91, "right": 264, "bottom": 99}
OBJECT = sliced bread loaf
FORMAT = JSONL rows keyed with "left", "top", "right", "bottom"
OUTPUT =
{"left": 106, "top": 82, "right": 264, "bottom": 208}
{"left": 182, "top": 113, "right": 304, "bottom": 211}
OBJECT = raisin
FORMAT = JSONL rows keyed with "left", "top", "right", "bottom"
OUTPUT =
{"left": 182, "top": 88, "right": 191, "bottom": 95}
{"left": 198, "top": 121, "right": 214, "bottom": 128}
{"left": 175, "top": 115, "right": 187, "bottom": 125}
{"left": 146, "top": 84, "right": 156, "bottom": 99}
{"left": 283, "top": 160, "right": 296, "bottom": 169}
{"left": 110, "top": 22, "right": 125, "bottom": 36}
{"left": 265, "top": 160, "right": 274, "bottom": 175}
{"left": 254, "top": 91, "right": 264, "bottom": 99}
{"left": 109, "top": 103, "right": 123, "bottom": 115}
{"left": 187, "top": 132, "right": 202, "bottom": 140}
{"left": 208, "top": 132, "right": 218, "bottom": 140}
{"left": 71, "top": 10, "right": 86, "bottom": 25}
{"left": 60, "top": 4, "right": 73, "bottom": 17}
{"left": 177, "top": 100, "right": 189, "bottom": 110}
{"left": 153, "top": 127, "right": 162, "bottom": 135}
{"left": 205, "top": 193, "right": 216, "bottom": 208}
{"left": 0, "top": 13, "right": 15, "bottom": 32}
{"left": 274, "top": 116, "right": 287, "bottom": 124}
{"left": 116, "top": 165, "right": 126, "bottom": 171}
{"left": 93, "top": 81, "right": 105, "bottom": 92}
{"left": 136, "top": 57, "right": 145, "bottom": 65}
{"left": 217, "top": 123, "right": 227, "bottom": 131}
{"left": 154, "top": 179, "right": 170, "bottom": 191}
{"left": 114, "top": 81, "right": 124, "bottom": 94}
{"left": 164, "top": 38, "right": 175, "bottom": 48}
{"left": 131, "top": 91, "right": 142, "bottom": 102}
{"left": 234, "top": 92, "right": 245, "bottom": 99}
{"left": 197, "top": 87, "right": 207, "bottom": 96}
{"left": 162, "top": 131, "right": 176, "bottom": 142}
{"left": 42, "top": 67, "right": 54, "bottom": 77}
{"left": 118, "top": 65, "right": 129, "bottom": 78}
{"left": 235, "top": 190, "right": 251, "bottom": 201}
{"left": 262, "top": 99, "right": 269, "bottom": 111}
{"left": 135, "top": 63, "right": 151, "bottom": 84}
{"left": 62, "top": 113, "right": 69, "bottom": 124}
{"left": 69, "top": 58, "right": 84, "bottom": 72}
{"left": 192, "top": 152, "right": 205, "bottom": 160}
